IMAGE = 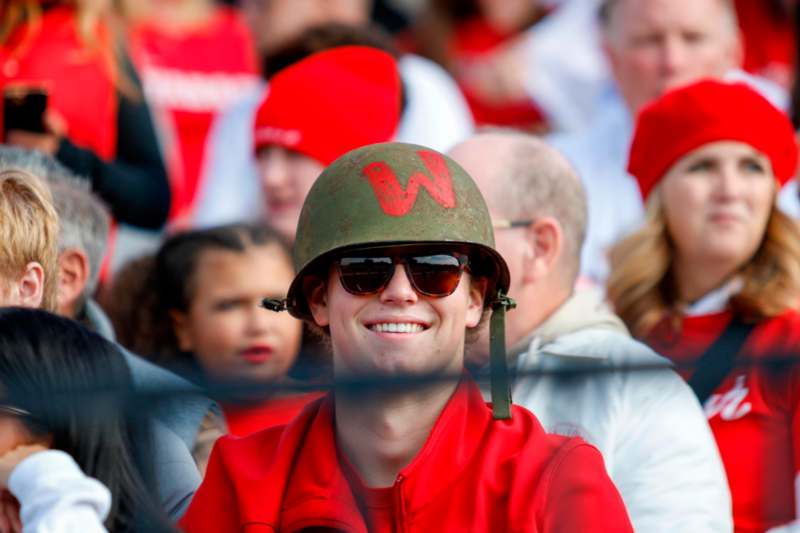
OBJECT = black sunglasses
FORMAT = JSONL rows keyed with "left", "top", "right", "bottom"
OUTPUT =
{"left": 336, "top": 252, "right": 469, "bottom": 298}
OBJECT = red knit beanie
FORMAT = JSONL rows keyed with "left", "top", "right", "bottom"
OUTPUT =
{"left": 628, "top": 79, "right": 798, "bottom": 201}
{"left": 252, "top": 46, "right": 401, "bottom": 165}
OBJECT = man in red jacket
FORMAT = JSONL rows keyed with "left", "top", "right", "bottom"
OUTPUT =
{"left": 180, "top": 142, "right": 632, "bottom": 532}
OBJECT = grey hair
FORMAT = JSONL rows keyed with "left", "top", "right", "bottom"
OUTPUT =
{"left": 478, "top": 130, "right": 588, "bottom": 283}
{"left": 0, "top": 147, "right": 110, "bottom": 301}
{"left": 598, "top": 0, "right": 738, "bottom": 36}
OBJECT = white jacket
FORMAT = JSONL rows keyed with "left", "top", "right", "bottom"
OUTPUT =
{"left": 511, "top": 290, "right": 733, "bottom": 532}
{"left": 9, "top": 450, "right": 110, "bottom": 532}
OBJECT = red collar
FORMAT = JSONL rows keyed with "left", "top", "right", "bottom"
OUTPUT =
{"left": 262, "top": 377, "right": 494, "bottom": 529}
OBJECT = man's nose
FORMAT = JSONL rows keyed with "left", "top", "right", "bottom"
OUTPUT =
{"left": 379, "top": 264, "right": 418, "bottom": 304}
{"left": 660, "top": 35, "right": 690, "bottom": 79}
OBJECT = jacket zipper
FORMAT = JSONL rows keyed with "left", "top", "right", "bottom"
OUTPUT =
{"left": 394, "top": 474, "right": 407, "bottom": 533}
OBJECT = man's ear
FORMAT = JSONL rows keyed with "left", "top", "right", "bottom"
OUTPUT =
{"left": 14, "top": 262, "right": 45, "bottom": 309}
{"left": 56, "top": 248, "right": 90, "bottom": 317}
{"left": 465, "top": 276, "right": 488, "bottom": 328}
{"left": 306, "top": 276, "right": 330, "bottom": 327}
{"left": 521, "top": 217, "right": 563, "bottom": 284}
{"left": 169, "top": 310, "right": 194, "bottom": 352}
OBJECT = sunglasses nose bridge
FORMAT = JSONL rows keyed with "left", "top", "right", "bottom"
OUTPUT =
{"left": 379, "top": 261, "right": 419, "bottom": 302}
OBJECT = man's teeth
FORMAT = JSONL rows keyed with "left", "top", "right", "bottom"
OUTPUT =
{"left": 370, "top": 323, "right": 425, "bottom": 333}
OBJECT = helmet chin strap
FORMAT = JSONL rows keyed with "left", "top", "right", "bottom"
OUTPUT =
{"left": 490, "top": 294, "right": 516, "bottom": 420}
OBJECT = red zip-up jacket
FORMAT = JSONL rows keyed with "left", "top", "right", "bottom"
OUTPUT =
{"left": 181, "top": 378, "right": 632, "bottom": 532}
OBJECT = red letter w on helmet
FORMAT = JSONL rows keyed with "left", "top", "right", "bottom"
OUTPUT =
{"left": 362, "top": 150, "right": 457, "bottom": 217}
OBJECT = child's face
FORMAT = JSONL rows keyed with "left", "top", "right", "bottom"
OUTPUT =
{"left": 172, "top": 244, "right": 303, "bottom": 385}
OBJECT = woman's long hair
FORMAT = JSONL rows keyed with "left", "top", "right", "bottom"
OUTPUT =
{"left": 0, "top": 307, "right": 172, "bottom": 532}
{"left": 2, "top": 1, "right": 108, "bottom": 57}
{"left": 0, "top": 0, "right": 136, "bottom": 97}
{"left": 607, "top": 190, "right": 800, "bottom": 338}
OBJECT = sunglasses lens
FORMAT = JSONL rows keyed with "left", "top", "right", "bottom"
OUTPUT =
{"left": 337, "top": 257, "right": 394, "bottom": 294}
{"left": 407, "top": 254, "right": 465, "bottom": 296}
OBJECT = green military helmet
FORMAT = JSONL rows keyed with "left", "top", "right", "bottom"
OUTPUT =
{"left": 287, "top": 141, "right": 510, "bottom": 318}
{"left": 265, "top": 141, "right": 515, "bottom": 419}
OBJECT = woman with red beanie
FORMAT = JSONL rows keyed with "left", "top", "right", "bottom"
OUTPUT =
{"left": 608, "top": 79, "right": 800, "bottom": 532}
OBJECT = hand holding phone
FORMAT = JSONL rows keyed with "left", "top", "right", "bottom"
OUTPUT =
{"left": 3, "top": 85, "right": 48, "bottom": 135}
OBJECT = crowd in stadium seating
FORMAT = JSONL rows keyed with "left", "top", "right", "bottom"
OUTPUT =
{"left": 0, "top": 0, "right": 798, "bottom": 531}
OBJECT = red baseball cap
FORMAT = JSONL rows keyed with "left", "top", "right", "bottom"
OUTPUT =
{"left": 253, "top": 45, "right": 402, "bottom": 165}
{"left": 628, "top": 79, "right": 798, "bottom": 201}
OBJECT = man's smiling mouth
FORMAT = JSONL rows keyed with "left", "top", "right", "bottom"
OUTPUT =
{"left": 368, "top": 322, "right": 427, "bottom": 333}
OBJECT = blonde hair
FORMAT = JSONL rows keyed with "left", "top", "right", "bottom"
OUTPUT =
{"left": 608, "top": 190, "right": 800, "bottom": 338}
{"left": 2, "top": 1, "right": 102, "bottom": 47}
{"left": 0, "top": 1, "right": 134, "bottom": 96}
{"left": 0, "top": 169, "right": 60, "bottom": 311}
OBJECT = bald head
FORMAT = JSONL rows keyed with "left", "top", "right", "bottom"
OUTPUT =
{"left": 449, "top": 131, "right": 587, "bottom": 282}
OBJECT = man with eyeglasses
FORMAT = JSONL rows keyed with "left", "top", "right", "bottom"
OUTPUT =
{"left": 450, "top": 131, "right": 733, "bottom": 532}
{"left": 181, "top": 142, "right": 632, "bottom": 531}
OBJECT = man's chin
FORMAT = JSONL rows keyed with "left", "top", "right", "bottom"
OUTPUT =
{"left": 337, "top": 354, "right": 430, "bottom": 379}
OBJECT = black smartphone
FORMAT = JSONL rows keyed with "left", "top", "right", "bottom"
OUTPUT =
{"left": 3, "top": 85, "right": 48, "bottom": 135}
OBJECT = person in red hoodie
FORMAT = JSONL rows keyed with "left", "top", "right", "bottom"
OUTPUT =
{"left": 608, "top": 79, "right": 800, "bottom": 532}
{"left": 251, "top": 44, "right": 402, "bottom": 241}
{"left": 180, "top": 141, "right": 632, "bottom": 532}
